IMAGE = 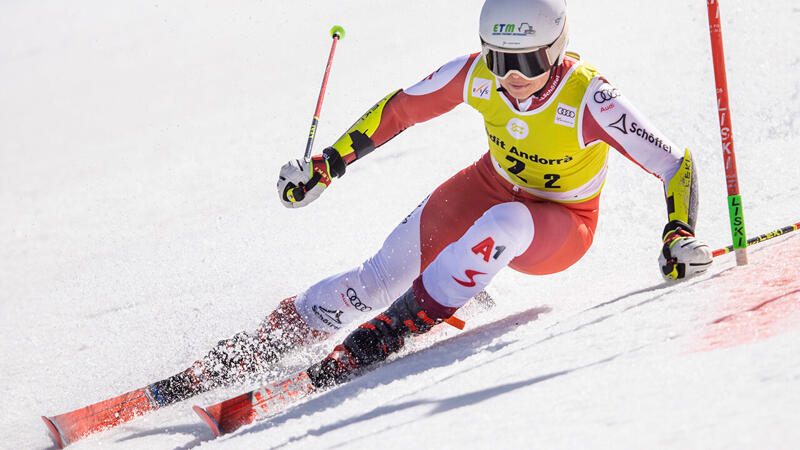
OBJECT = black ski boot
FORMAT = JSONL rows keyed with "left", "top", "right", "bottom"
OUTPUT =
{"left": 307, "top": 286, "right": 442, "bottom": 389}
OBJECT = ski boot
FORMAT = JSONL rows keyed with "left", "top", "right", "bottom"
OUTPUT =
{"left": 307, "top": 285, "right": 442, "bottom": 388}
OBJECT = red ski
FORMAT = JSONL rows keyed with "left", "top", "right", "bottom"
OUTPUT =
{"left": 44, "top": 291, "right": 495, "bottom": 446}
{"left": 193, "top": 370, "right": 317, "bottom": 436}
{"left": 192, "top": 291, "right": 495, "bottom": 437}
{"left": 42, "top": 387, "right": 160, "bottom": 449}
{"left": 41, "top": 361, "right": 211, "bottom": 448}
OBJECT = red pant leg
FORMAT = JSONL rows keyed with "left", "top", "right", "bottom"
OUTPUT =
{"left": 510, "top": 196, "right": 598, "bottom": 275}
{"left": 420, "top": 152, "right": 599, "bottom": 277}
{"left": 419, "top": 156, "right": 512, "bottom": 272}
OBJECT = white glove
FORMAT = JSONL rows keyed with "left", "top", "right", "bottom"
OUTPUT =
{"left": 277, "top": 155, "right": 334, "bottom": 208}
{"left": 658, "top": 221, "right": 713, "bottom": 280}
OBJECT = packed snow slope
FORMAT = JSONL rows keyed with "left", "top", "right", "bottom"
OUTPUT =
{"left": 2, "top": 1, "right": 799, "bottom": 449}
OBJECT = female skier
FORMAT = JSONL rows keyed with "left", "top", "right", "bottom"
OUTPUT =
{"left": 158, "top": 0, "right": 713, "bottom": 397}
{"left": 42, "top": 3, "right": 719, "bottom": 445}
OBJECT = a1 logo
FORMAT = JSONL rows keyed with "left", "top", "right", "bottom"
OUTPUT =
{"left": 472, "top": 237, "right": 506, "bottom": 262}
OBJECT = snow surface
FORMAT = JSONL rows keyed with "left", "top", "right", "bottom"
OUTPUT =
{"left": 2, "top": 1, "right": 799, "bottom": 449}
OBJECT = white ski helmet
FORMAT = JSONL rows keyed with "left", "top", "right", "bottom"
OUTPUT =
{"left": 479, "top": 0, "right": 569, "bottom": 79}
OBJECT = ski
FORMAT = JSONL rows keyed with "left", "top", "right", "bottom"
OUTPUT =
{"left": 41, "top": 290, "right": 494, "bottom": 447}
{"left": 193, "top": 290, "right": 496, "bottom": 438}
{"left": 193, "top": 370, "right": 317, "bottom": 436}
{"left": 41, "top": 360, "right": 214, "bottom": 448}
{"left": 41, "top": 386, "right": 163, "bottom": 449}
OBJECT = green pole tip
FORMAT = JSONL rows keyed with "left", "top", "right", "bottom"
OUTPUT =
{"left": 330, "top": 25, "right": 346, "bottom": 40}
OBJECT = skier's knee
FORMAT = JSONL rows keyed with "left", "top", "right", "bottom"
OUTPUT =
{"left": 479, "top": 202, "right": 535, "bottom": 257}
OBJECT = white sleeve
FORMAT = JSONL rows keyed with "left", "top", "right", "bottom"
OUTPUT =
{"left": 582, "top": 78, "right": 684, "bottom": 185}
{"left": 404, "top": 54, "right": 471, "bottom": 96}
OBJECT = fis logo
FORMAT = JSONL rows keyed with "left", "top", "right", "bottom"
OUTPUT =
{"left": 471, "top": 78, "right": 492, "bottom": 100}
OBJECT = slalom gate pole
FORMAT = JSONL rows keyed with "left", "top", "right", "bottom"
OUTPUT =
{"left": 706, "top": 1, "right": 748, "bottom": 265}
{"left": 712, "top": 221, "right": 800, "bottom": 258}
{"left": 303, "top": 25, "right": 346, "bottom": 162}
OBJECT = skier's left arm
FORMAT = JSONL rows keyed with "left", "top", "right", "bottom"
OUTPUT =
{"left": 582, "top": 78, "right": 712, "bottom": 280}
{"left": 277, "top": 54, "right": 475, "bottom": 208}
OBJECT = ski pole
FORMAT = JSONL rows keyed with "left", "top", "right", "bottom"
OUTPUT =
{"left": 712, "top": 221, "right": 800, "bottom": 258}
{"left": 304, "top": 25, "right": 345, "bottom": 162}
{"left": 288, "top": 25, "right": 345, "bottom": 203}
{"left": 706, "top": 0, "right": 748, "bottom": 265}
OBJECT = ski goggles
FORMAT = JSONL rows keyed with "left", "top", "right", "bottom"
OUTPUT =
{"left": 481, "top": 23, "right": 568, "bottom": 80}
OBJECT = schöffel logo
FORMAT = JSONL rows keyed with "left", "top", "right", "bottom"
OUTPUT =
{"left": 607, "top": 113, "right": 673, "bottom": 153}
{"left": 555, "top": 103, "right": 577, "bottom": 128}
{"left": 312, "top": 305, "right": 343, "bottom": 329}
{"left": 607, "top": 113, "right": 628, "bottom": 134}
{"left": 629, "top": 122, "right": 673, "bottom": 153}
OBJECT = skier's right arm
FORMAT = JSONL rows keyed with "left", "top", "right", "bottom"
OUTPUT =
{"left": 278, "top": 54, "right": 478, "bottom": 208}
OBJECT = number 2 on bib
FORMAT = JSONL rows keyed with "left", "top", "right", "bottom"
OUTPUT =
{"left": 544, "top": 174, "right": 561, "bottom": 189}
{"left": 504, "top": 156, "right": 562, "bottom": 190}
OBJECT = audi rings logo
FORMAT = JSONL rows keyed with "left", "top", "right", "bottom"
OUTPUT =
{"left": 555, "top": 103, "right": 577, "bottom": 128}
{"left": 557, "top": 107, "right": 576, "bottom": 118}
{"left": 346, "top": 288, "right": 372, "bottom": 312}
{"left": 594, "top": 87, "right": 620, "bottom": 104}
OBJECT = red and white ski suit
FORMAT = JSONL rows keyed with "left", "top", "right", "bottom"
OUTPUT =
{"left": 294, "top": 52, "right": 696, "bottom": 331}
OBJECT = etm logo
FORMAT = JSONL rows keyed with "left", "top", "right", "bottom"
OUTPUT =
{"left": 493, "top": 24, "right": 515, "bottom": 33}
